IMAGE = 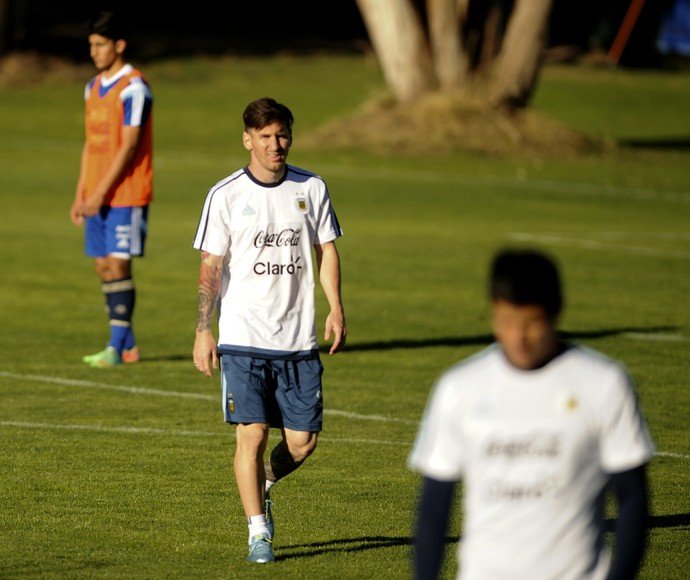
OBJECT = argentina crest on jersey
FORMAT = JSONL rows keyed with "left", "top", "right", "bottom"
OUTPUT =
{"left": 295, "top": 193, "right": 308, "bottom": 213}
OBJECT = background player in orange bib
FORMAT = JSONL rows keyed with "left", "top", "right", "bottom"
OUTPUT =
{"left": 70, "top": 11, "right": 153, "bottom": 368}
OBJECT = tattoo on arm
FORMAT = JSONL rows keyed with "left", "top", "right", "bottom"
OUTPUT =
{"left": 197, "top": 257, "right": 222, "bottom": 332}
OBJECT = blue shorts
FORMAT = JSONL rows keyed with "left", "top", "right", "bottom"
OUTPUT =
{"left": 220, "top": 355, "right": 324, "bottom": 432}
{"left": 85, "top": 206, "right": 149, "bottom": 259}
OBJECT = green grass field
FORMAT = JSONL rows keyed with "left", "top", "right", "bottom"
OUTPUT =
{"left": 1, "top": 54, "right": 689, "bottom": 579}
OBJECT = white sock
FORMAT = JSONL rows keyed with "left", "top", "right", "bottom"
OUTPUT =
{"left": 247, "top": 514, "right": 269, "bottom": 543}
{"left": 265, "top": 479, "right": 275, "bottom": 494}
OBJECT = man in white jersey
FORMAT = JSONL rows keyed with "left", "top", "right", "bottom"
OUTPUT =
{"left": 408, "top": 248, "right": 654, "bottom": 580}
{"left": 192, "top": 97, "right": 346, "bottom": 564}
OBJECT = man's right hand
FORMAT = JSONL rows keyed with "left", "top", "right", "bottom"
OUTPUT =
{"left": 193, "top": 329, "right": 218, "bottom": 378}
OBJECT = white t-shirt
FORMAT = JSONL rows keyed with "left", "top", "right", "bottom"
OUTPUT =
{"left": 407, "top": 343, "right": 655, "bottom": 580}
{"left": 192, "top": 165, "right": 342, "bottom": 358}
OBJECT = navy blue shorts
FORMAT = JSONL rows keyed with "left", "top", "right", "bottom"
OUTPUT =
{"left": 85, "top": 206, "right": 149, "bottom": 258}
{"left": 220, "top": 355, "right": 324, "bottom": 432}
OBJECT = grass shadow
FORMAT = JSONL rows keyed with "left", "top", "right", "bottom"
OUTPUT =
{"left": 337, "top": 325, "right": 680, "bottom": 353}
{"left": 606, "top": 512, "right": 690, "bottom": 532}
{"left": 278, "top": 513, "right": 690, "bottom": 561}
{"left": 275, "top": 535, "right": 460, "bottom": 561}
{"left": 137, "top": 325, "right": 680, "bottom": 361}
{"left": 618, "top": 136, "right": 690, "bottom": 151}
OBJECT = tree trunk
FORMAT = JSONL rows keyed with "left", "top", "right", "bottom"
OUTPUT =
{"left": 490, "top": 0, "right": 555, "bottom": 111}
{"left": 355, "top": 0, "right": 436, "bottom": 102}
{"left": 356, "top": 0, "right": 553, "bottom": 112}
{"left": 427, "top": 0, "right": 468, "bottom": 90}
{"left": 0, "top": 0, "right": 10, "bottom": 54}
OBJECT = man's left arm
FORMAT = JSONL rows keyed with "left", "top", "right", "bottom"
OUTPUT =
{"left": 314, "top": 241, "right": 346, "bottom": 354}
{"left": 414, "top": 476, "right": 456, "bottom": 580}
{"left": 607, "top": 465, "right": 650, "bottom": 580}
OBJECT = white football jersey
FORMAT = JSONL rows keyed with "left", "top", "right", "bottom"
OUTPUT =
{"left": 408, "top": 343, "right": 655, "bottom": 580}
{"left": 193, "top": 165, "right": 342, "bottom": 358}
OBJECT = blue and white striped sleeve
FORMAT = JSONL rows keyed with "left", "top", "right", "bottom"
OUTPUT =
{"left": 120, "top": 78, "right": 153, "bottom": 127}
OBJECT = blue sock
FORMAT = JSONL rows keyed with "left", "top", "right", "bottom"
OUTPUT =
{"left": 103, "top": 278, "right": 136, "bottom": 354}
{"left": 123, "top": 328, "right": 136, "bottom": 351}
{"left": 109, "top": 324, "right": 130, "bottom": 354}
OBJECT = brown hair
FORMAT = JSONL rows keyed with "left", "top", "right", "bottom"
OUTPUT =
{"left": 242, "top": 97, "right": 293, "bottom": 137}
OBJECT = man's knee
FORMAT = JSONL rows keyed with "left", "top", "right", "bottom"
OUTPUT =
{"left": 264, "top": 434, "right": 317, "bottom": 482}
{"left": 94, "top": 257, "right": 131, "bottom": 281}
{"left": 236, "top": 423, "right": 270, "bottom": 453}
{"left": 287, "top": 434, "right": 318, "bottom": 463}
{"left": 107, "top": 256, "right": 132, "bottom": 280}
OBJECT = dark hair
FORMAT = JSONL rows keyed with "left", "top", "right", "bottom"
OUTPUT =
{"left": 85, "top": 11, "right": 130, "bottom": 42}
{"left": 489, "top": 248, "right": 563, "bottom": 317}
{"left": 243, "top": 97, "right": 294, "bottom": 137}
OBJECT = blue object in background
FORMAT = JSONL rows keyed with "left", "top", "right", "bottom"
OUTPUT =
{"left": 658, "top": 0, "right": 690, "bottom": 55}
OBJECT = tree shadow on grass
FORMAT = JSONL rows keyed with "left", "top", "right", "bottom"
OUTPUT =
{"left": 334, "top": 325, "right": 680, "bottom": 354}
{"left": 276, "top": 513, "right": 690, "bottom": 560}
{"left": 275, "top": 535, "right": 458, "bottom": 561}
{"left": 606, "top": 512, "right": 690, "bottom": 532}
{"left": 139, "top": 325, "right": 680, "bottom": 362}
{"left": 618, "top": 136, "right": 690, "bottom": 151}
